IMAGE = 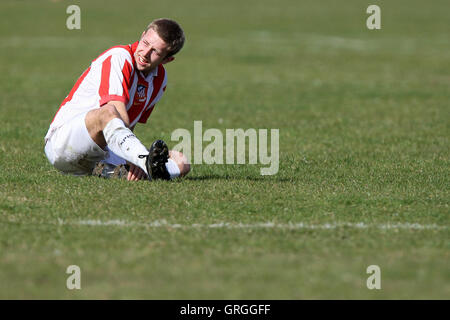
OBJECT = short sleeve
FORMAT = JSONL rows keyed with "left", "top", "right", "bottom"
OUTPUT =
{"left": 98, "top": 51, "right": 134, "bottom": 106}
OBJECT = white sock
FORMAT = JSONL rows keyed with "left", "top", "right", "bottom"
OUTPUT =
{"left": 103, "top": 118, "right": 149, "bottom": 174}
{"left": 165, "top": 158, "right": 181, "bottom": 179}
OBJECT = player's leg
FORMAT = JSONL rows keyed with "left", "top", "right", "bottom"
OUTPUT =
{"left": 84, "top": 104, "right": 120, "bottom": 149}
{"left": 44, "top": 111, "right": 107, "bottom": 175}
{"left": 96, "top": 149, "right": 190, "bottom": 179}
{"left": 142, "top": 148, "right": 190, "bottom": 180}
{"left": 168, "top": 150, "right": 190, "bottom": 177}
{"left": 84, "top": 104, "right": 150, "bottom": 175}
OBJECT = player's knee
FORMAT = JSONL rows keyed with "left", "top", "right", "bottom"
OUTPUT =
{"left": 86, "top": 104, "right": 123, "bottom": 139}
{"left": 169, "top": 150, "right": 190, "bottom": 177}
{"left": 100, "top": 104, "right": 121, "bottom": 123}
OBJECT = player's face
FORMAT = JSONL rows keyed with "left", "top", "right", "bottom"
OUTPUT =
{"left": 134, "top": 29, "right": 173, "bottom": 76}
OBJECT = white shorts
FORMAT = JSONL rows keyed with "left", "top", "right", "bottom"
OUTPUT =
{"left": 44, "top": 112, "right": 107, "bottom": 175}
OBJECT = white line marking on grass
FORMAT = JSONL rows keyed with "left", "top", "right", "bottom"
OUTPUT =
{"left": 71, "top": 220, "right": 448, "bottom": 231}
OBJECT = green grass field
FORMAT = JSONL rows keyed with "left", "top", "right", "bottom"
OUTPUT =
{"left": 0, "top": 0, "right": 448, "bottom": 299}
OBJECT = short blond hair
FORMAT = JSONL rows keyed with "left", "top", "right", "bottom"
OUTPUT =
{"left": 145, "top": 18, "right": 185, "bottom": 57}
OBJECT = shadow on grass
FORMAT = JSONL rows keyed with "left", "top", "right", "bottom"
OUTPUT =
{"left": 184, "top": 174, "right": 295, "bottom": 182}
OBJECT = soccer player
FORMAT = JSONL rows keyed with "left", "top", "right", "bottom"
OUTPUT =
{"left": 44, "top": 18, "right": 190, "bottom": 181}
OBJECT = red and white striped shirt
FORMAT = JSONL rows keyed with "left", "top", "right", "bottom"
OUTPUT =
{"left": 45, "top": 41, "right": 167, "bottom": 141}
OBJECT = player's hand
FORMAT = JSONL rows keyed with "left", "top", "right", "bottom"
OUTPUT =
{"left": 127, "top": 163, "right": 146, "bottom": 181}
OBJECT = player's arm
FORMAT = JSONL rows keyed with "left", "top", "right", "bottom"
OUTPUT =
{"left": 98, "top": 50, "right": 134, "bottom": 127}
